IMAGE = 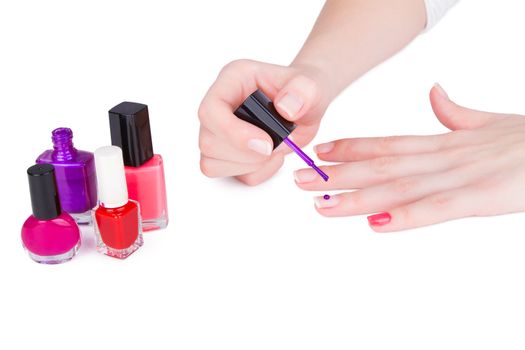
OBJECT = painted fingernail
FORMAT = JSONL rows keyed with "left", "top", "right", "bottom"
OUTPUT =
{"left": 434, "top": 83, "right": 449, "bottom": 100}
{"left": 276, "top": 93, "right": 303, "bottom": 119}
{"left": 294, "top": 169, "right": 318, "bottom": 183}
{"left": 314, "top": 194, "right": 340, "bottom": 209}
{"left": 367, "top": 212, "right": 392, "bottom": 226}
{"left": 248, "top": 139, "right": 272, "bottom": 156}
{"left": 314, "top": 142, "right": 335, "bottom": 154}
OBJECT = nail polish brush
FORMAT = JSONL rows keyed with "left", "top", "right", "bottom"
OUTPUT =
{"left": 234, "top": 90, "right": 329, "bottom": 181}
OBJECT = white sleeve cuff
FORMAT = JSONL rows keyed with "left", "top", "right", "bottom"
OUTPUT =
{"left": 424, "top": 0, "right": 459, "bottom": 30}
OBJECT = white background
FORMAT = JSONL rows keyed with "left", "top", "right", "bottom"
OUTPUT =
{"left": 1, "top": 1, "right": 524, "bottom": 349}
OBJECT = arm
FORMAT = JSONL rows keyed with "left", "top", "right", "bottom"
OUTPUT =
{"left": 292, "top": 0, "right": 427, "bottom": 99}
{"left": 199, "top": 0, "right": 441, "bottom": 185}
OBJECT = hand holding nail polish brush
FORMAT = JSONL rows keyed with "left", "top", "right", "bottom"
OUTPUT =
{"left": 198, "top": 61, "right": 331, "bottom": 185}
{"left": 234, "top": 90, "right": 328, "bottom": 181}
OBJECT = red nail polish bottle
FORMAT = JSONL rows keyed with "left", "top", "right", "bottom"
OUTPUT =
{"left": 92, "top": 146, "right": 143, "bottom": 259}
{"left": 109, "top": 102, "right": 168, "bottom": 232}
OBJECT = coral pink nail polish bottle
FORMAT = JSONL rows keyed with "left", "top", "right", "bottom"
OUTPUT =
{"left": 109, "top": 102, "right": 168, "bottom": 232}
{"left": 21, "top": 164, "right": 81, "bottom": 264}
{"left": 92, "top": 146, "right": 143, "bottom": 259}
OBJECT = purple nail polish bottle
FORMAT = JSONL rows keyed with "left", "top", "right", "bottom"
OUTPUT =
{"left": 36, "top": 128, "right": 97, "bottom": 224}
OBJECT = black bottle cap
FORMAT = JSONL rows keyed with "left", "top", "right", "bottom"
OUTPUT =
{"left": 109, "top": 101, "right": 154, "bottom": 167}
{"left": 234, "top": 90, "right": 297, "bottom": 149}
{"left": 27, "top": 164, "right": 61, "bottom": 220}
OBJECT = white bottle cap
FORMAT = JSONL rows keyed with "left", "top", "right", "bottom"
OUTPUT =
{"left": 94, "top": 146, "right": 128, "bottom": 208}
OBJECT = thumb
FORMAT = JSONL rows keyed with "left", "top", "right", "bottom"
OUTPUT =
{"left": 274, "top": 74, "right": 322, "bottom": 122}
{"left": 430, "top": 83, "right": 500, "bottom": 130}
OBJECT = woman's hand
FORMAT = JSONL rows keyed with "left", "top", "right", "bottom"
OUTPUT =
{"left": 295, "top": 84, "right": 525, "bottom": 232}
{"left": 198, "top": 60, "right": 330, "bottom": 185}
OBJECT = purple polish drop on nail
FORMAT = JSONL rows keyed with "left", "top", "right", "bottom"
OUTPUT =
{"left": 282, "top": 137, "right": 329, "bottom": 182}
{"left": 323, "top": 194, "right": 330, "bottom": 200}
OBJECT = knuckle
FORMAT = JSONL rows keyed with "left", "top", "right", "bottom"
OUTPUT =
{"left": 440, "top": 132, "right": 456, "bottom": 147}
{"left": 397, "top": 206, "right": 412, "bottom": 226}
{"left": 441, "top": 145, "right": 465, "bottom": 159}
{"left": 198, "top": 134, "right": 213, "bottom": 155}
{"left": 199, "top": 158, "right": 215, "bottom": 178}
{"left": 347, "top": 191, "right": 362, "bottom": 208}
{"left": 429, "top": 194, "right": 452, "bottom": 209}
{"left": 219, "top": 117, "right": 236, "bottom": 137}
{"left": 293, "top": 74, "right": 322, "bottom": 102}
{"left": 377, "top": 136, "right": 401, "bottom": 153}
{"left": 328, "top": 164, "right": 343, "bottom": 179}
{"left": 238, "top": 174, "right": 263, "bottom": 187}
{"left": 340, "top": 140, "right": 355, "bottom": 157}
{"left": 391, "top": 177, "right": 419, "bottom": 195}
{"left": 297, "top": 73, "right": 319, "bottom": 89}
{"left": 474, "top": 176, "right": 499, "bottom": 192}
{"left": 370, "top": 156, "right": 397, "bottom": 174}
{"left": 197, "top": 101, "right": 209, "bottom": 124}
{"left": 221, "top": 59, "right": 255, "bottom": 75}
{"left": 442, "top": 130, "right": 471, "bottom": 147}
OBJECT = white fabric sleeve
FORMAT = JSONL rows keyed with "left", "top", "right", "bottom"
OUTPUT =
{"left": 424, "top": 0, "right": 459, "bottom": 29}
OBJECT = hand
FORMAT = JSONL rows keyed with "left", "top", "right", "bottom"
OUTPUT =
{"left": 294, "top": 84, "right": 525, "bottom": 232}
{"left": 198, "top": 59, "right": 330, "bottom": 185}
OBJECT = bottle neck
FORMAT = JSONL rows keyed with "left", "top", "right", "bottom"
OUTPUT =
{"left": 51, "top": 128, "right": 77, "bottom": 161}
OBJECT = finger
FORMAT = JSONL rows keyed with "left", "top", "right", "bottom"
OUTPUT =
{"left": 236, "top": 152, "right": 285, "bottom": 186}
{"left": 314, "top": 134, "right": 451, "bottom": 162}
{"left": 199, "top": 61, "right": 284, "bottom": 157}
{"left": 273, "top": 74, "right": 323, "bottom": 123}
{"left": 366, "top": 185, "right": 488, "bottom": 232}
{"left": 312, "top": 166, "right": 476, "bottom": 217}
{"left": 198, "top": 92, "right": 274, "bottom": 157}
{"left": 430, "top": 83, "right": 503, "bottom": 131}
{"left": 199, "top": 127, "right": 271, "bottom": 164}
{"left": 295, "top": 147, "right": 479, "bottom": 191}
{"left": 200, "top": 156, "right": 265, "bottom": 178}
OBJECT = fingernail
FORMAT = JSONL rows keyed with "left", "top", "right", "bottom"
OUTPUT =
{"left": 314, "top": 142, "right": 335, "bottom": 154}
{"left": 367, "top": 212, "right": 392, "bottom": 226}
{"left": 294, "top": 169, "right": 318, "bottom": 183}
{"left": 276, "top": 93, "right": 303, "bottom": 119}
{"left": 314, "top": 194, "right": 340, "bottom": 209}
{"left": 248, "top": 139, "right": 272, "bottom": 156}
{"left": 434, "top": 83, "right": 449, "bottom": 100}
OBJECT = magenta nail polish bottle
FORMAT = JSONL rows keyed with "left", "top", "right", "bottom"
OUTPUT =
{"left": 36, "top": 128, "right": 97, "bottom": 224}
{"left": 21, "top": 164, "right": 81, "bottom": 264}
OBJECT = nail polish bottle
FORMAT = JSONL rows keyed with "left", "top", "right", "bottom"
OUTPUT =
{"left": 36, "top": 128, "right": 97, "bottom": 224}
{"left": 109, "top": 102, "right": 168, "bottom": 232}
{"left": 92, "top": 146, "right": 143, "bottom": 259}
{"left": 21, "top": 164, "right": 81, "bottom": 264}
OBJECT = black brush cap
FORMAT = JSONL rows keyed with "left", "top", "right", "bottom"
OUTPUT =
{"left": 109, "top": 101, "right": 154, "bottom": 167}
{"left": 27, "top": 164, "right": 61, "bottom": 220}
{"left": 234, "top": 90, "right": 297, "bottom": 149}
